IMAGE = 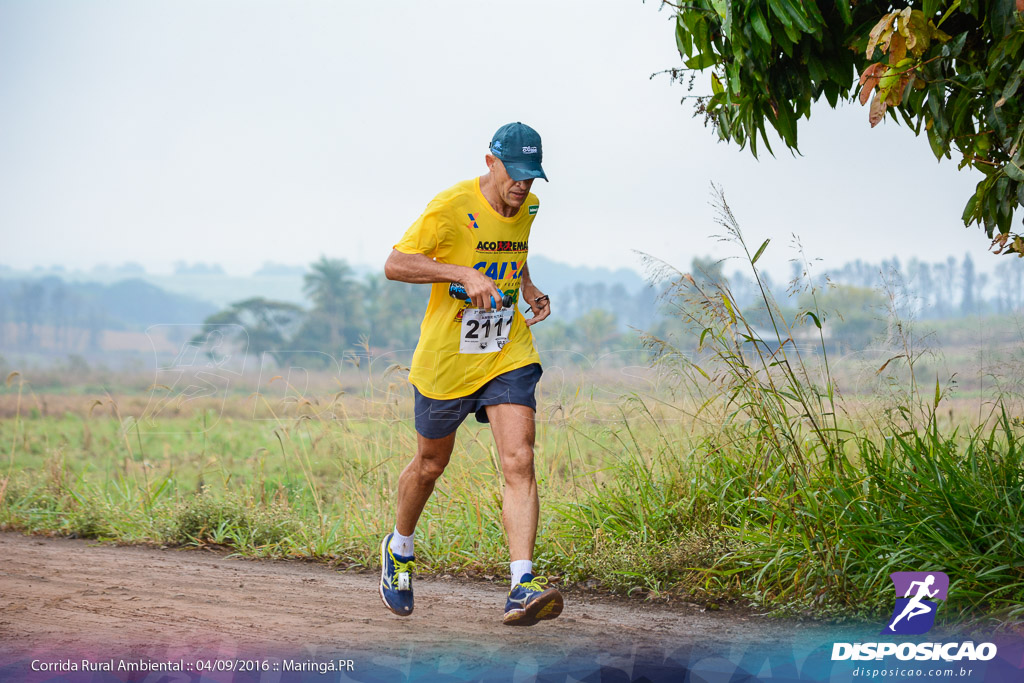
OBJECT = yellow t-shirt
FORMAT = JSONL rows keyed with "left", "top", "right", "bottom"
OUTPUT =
{"left": 394, "top": 177, "right": 542, "bottom": 399}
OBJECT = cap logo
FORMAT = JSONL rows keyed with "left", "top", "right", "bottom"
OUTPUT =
{"left": 522, "top": 146, "right": 537, "bottom": 154}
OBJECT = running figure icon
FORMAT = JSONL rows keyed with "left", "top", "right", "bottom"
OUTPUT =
{"left": 888, "top": 574, "right": 939, "bottom": 632}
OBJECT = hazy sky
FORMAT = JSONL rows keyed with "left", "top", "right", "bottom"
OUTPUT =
{"left": 0, "top": 0, "right": 1005, "bottom": 280}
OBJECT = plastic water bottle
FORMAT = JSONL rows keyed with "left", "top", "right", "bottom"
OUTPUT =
{"left": 449, "top": 283, "right": 514, "bottom": 308}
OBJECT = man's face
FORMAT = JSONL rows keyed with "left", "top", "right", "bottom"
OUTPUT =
{"left": 487, "top": 155, "right": 534, "bottom": 211}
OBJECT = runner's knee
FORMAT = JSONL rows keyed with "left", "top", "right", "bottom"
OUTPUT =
{"left": 412, "top": 451, "right": 450, "bottom": 481}
{"left": 500, "top": 447, "right": 535, "bottom": 484}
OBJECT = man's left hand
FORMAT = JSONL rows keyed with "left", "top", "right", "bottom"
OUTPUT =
{"left": 521, "top": 283, "right": 550, "bottom": 327}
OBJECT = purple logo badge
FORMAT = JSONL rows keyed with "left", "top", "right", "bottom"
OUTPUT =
{"left": 884, "top": 572, "right": 948, "bottom": 635}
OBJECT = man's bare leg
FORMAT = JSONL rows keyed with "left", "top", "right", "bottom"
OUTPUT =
{"left": 395, "top": 431, "right": 457, "bottom": 536}
{"left": 485, "top": 403, "right": 538, "bottom": 561}
{"left": 487, "top": 402, "right": 562, "bottom": 625}
{"left": 380, "top": 431, "right": 456, "bottom": 617}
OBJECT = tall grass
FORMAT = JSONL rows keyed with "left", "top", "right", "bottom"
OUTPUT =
{"left": 582, "top": 186, "right": 1024, "bottom": 621}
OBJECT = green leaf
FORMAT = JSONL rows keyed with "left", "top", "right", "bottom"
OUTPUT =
{"left": 996, "top": 186, "right": 1012, "bottom": 234}
{"left": 752, "top": 238, "right": 770, "bottom": 264}
{"left": 693, "top": 15, "right": 713, "bottom": 56}
{"left": 686, "top": 53, "right": 718, "bottom": 70}
{"left": 775, "top": 0, "right": 815, "bottom": 33}
{"left": 756, "top": 118, "right": 774, "bottom": 157}
{"left": 961, "top": 193, "right": 979, "bottom": 224}
{"left": 774, "top": 102, "right": 798, "bottom": 148}
{"left": 984, "top": 183, "right": 999, "bottom": 228}
{"left": 803, "top": 311, "right": 823, "bottom": 329}
{"left": 721, "top": 293, "right": 736, "bottom": 324}
{"left": 767, "top": 0, "right": 794, "bottom": 29}
{"left": 929, "top": 126, "right": 950, "bottom": 159}
{"left": 675, "top": 16, "right": 693, "bottom": 56}
{"left": 824, "top": 83, "right": 840, "bottom": 107}
{"left": 711, "top": 72, "right": 725, "bottom": 95}
{"left": 750, "top": 6, "right": 772, "bottom": 44}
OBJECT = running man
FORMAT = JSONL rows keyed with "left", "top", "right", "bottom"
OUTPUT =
{"left": 888, "top": 574, "right": 939, "bottom": 631}
{"left": 378, "top": 122, "right": 562, "bottom": 626}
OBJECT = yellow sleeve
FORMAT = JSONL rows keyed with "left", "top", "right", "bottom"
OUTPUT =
{"left": 394, "top": 199, "right": 454, "bottom": 259}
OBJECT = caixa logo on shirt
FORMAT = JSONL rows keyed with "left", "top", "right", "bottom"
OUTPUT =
{"left": 473, "top": 261, "right": 520, "bottom": 281}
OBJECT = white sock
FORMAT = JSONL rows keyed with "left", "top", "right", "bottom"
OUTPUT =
{"left": 510, "top": 560, "right": 533, "bottom": 587}
{"left": 390, "top": 527, "right": 415, "bottom": 558}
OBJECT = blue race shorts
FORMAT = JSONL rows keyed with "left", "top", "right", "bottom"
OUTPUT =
{"left": 413, "top": 363, "right": 542, "bottom": 439}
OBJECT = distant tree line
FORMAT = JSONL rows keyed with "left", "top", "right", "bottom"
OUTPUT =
{"left": 646, "top": 253, "right": 1024, "bottom": 357}
{"left": 0, "top": 277, "right": 215, "bottom": 352}
{"left": 4, "top": 252, "right": 1023, "bottom": 363}
{"left": 805, "top": 253, "right": 1022, "bottom": 318}
{"left": 710, "top": 253, "right": 1023, "bottom": 319}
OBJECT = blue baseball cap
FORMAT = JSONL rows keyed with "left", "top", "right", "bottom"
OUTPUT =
{"left": 488, "top": 122, "right": 548, "bottom": 182}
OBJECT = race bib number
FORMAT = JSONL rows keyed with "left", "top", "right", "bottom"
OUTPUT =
{"left": 459, "top": 308, "right": 514, "bottom": 354}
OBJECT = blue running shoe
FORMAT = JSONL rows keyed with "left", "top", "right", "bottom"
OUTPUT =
{"left": 503, "top": 574, "right": 563, "bottom": 626}
{"left": 379, "top": 533, "right": 415, "bottom": 616}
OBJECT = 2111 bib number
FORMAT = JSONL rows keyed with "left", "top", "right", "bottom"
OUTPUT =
{"left": 459, "top": 308, "right": 514, "bottom": 354}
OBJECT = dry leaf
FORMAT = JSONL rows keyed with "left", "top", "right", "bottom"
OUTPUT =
{"left": 858, "top": 63, "right": 887, "bottom": 105}
{"left": 866, "top": 12, "right": 897, "bottom": 57}
{"left": 888, "top": 33, "right": 908, "bottom": 64}
{"left": 869, "top": 91, "right": 887, "bottom": 127}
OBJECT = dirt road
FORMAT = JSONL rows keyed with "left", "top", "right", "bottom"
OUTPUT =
{"left": 0, "top": 532, "right": 876, "bottom": 681}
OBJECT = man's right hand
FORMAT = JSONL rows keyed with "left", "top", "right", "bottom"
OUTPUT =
{"left": 458, "top": 267, "right": 504, "bottom": 311}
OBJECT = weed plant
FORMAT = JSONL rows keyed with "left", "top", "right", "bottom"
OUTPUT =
{"left": 607, "top": 187, "right": 1024, "bottom": 622}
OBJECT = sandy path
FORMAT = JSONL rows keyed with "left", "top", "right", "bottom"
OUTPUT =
{"left": 0, "top": 532, "right": 866, "bottom": 680}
